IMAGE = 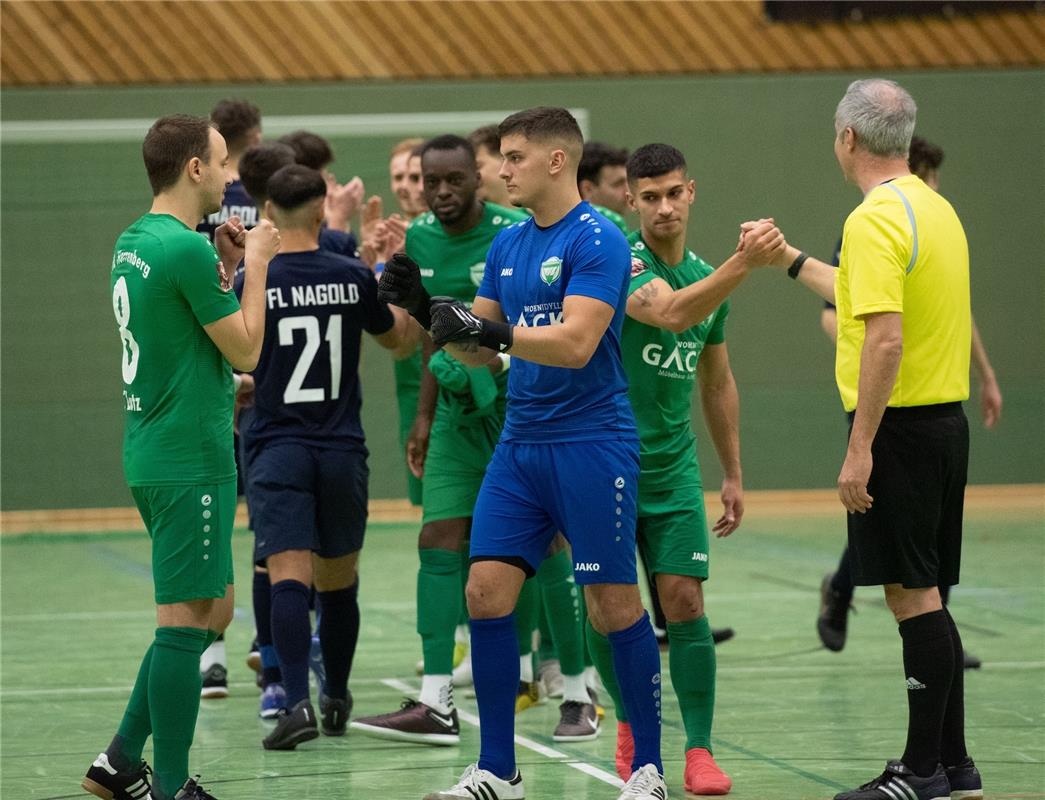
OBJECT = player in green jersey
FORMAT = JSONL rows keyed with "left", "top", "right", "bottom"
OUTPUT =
{"left": 578, "top": 141, "right": 632, "bottom": 234}
{"left": 584, "top": 143, "right": 785, "bottom": 796}
{"left": 83, "top": 115, "right": 280, "bottom": 800}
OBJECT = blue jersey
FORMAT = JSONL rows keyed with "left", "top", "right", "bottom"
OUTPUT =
{"left": 319, "top": 226, "right": 359, "bottom": 258}
{"left": 235, "top": 249, "right": 394, "bottom": 452}
{"left": 197, "top": 179, "right": 258, "bottom": 242}
{"left": 477, "top": 201, "right": 636, "bottom": 443}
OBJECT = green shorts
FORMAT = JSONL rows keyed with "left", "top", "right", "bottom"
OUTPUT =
{"left": 422, "top": 419, "right": 499, "bottom": 525}
{"left": 636, "top": 483, "right": 709, "bottom": 580}
{"left": 394, "top": 351, "right": 423, "bottom": 506}
{"left": 131, "top": 480, "right": 237, "bottom": 605}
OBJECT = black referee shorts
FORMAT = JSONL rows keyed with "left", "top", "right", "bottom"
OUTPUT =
{"left": 847, "top": 402, "right": 969, "bottom": 589}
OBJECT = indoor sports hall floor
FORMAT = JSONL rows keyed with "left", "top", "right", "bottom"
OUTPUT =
{"left": 2, "top": 495, "right": 1043, "bottom": 799}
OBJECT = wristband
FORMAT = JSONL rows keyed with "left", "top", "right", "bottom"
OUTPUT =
{"left": 788, "top": 251, "right": 809, "bottom": 280}
{"left": 478, "top": 318, "right": 514, "bottom": 352}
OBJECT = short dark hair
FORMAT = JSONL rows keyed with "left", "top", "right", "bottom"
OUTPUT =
{"left": 468, "top": 125, "right": 501, "bottom": 154}
{"left": 239, "top": 142, "right": 297, "bottom": 203}
{"left": 908, "top": 136, "right": 944, "bottom": 177}
{"left": 420, "top": 134, "right": 475, "bottom": 162}
{"left": 267, "top": 164, "right": 327, "bottom": 211}
{"left": 210, "top": 99, "right": 261, "bottom": 150}
{"left": 278, "top": 130, "right": 334, "bottom": 171}
{"left": 498, "top": 107, "right": 583, "bottom": 151}
{"left": 142, "top": 114, "right": 213, "bottom": 196}
{"left": 626, "top": 143, "right": 688, "bottom": 183}
{"left": 578, "top": 142, "right": 629, "bottom": 185}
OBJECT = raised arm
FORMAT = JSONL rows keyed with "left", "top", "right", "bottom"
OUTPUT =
{"left": 205, "top": 220, "right": 281, "bottom": 371}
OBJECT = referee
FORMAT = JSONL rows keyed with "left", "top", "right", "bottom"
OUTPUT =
{"left": 759, "top": 79, "right": 981, "bottom": 800}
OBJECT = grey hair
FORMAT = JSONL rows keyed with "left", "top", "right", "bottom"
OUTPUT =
{"left": 834, "top": 79, "right": 917, "bottom": 159}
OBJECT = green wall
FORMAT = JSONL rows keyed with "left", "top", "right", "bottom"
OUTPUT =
{"left": 3, "top": 70, "right": 1042, "bottom": 510}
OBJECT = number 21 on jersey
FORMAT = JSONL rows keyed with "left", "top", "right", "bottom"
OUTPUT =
{"left": 279, "top": 314, "right": 342, "bottom": 404}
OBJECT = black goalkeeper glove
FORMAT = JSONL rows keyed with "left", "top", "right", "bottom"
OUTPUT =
{"left": 377, "top": 252, "right": 432, "bottom": 329}
{"left": 430, "top": 296, "right": 514, "bottom": 353}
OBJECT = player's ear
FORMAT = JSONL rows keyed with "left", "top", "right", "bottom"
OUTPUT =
{"left": 186, "top": 156, "right": 204, "bottom": 185}
{"left": 626, "top": 188, "right": 637, "bottom": 212}
{"left": 548, "top": 148, "right": 567, "bottom": 176}
{"left": 263, "top": 199, "right": 275, "bottom": 221}
{"left": 313, "top": 197, "right": 326, "bottom": 225}
{"left": 687, "top": 179, "right": 696, "bottom": 205}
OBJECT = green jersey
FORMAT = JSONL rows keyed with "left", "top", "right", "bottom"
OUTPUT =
{"left": 406, "top": 202, "right": 528, "bottom": 301}
{"left": 622, "top": 232, "right": 729, "bottom": 493}
{"left": 111, "top": 213, "right": 241, "bottom": 486}
{"left": 592, "top": 204, "right": 630, "bottom": 235}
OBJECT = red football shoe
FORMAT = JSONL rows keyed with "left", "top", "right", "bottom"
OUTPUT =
{"left": 684, "top": 747, "right": 732, "bottom": 795}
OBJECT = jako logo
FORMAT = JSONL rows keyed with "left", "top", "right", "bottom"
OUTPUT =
{"left": 574, "top": 562, "right": 601, "bottom": 572}
{"left": 500, "top": 267, "right": 513, "bottom": 277}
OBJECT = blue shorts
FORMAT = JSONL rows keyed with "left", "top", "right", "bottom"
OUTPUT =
{"left": 470, "top": 439, "right": 639, "bottom": 585}
{"left": 249, "top": 441, "right": 369, "bottom": 564}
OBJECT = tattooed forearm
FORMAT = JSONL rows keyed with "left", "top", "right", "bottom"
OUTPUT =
{"left": 636, "top": 281, "right": 659, "bottom": 307}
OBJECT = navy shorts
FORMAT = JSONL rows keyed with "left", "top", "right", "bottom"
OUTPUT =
{"left": 470, "top": 439, "right": 640, "bottom": 585}
{"left": 249, "top": 441, "right": 369, "bottom": 564}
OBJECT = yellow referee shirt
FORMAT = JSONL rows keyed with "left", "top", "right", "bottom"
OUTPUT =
{"left": 835, "top": 174, "right": 971, "bottom": 412}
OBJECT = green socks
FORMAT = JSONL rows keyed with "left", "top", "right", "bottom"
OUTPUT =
{"left": 537, "top": 549, "right": 586, "bottom": 677}
{"left": 111, "top": 644, "right": 155, "bottom": 768}
{"left": 585, "top": 619, "right": 627, "bottom": 721}
{"left": 149, "top": 626, "right": 208, "bottom": 799}
{"left": 417, "top": 548, "right": 463, "bottom": 675}
{"left": 515, "top": 577, "right": 539, "bottom": 679}
{"left": 668, "top": 616, "right": 716, "bottom": 751}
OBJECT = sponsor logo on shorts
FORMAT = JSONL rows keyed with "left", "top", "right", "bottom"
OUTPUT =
{"left": 574, "top": 562, "right": 601, "bottom": 572}
{"left": 691, "top": 552, "right": 708, "bottom": 562}
{"left": 906, "top": 676, "right": 926, "bottom": 690}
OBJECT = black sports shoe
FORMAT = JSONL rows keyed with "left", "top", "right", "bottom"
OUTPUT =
{"left": 834, "top": 760, "right": 951, "bottom": 800}
{"left": 173, "top": 776, "right": 218, "bottom": 799}
{"left": 82, "top": 753, "right": 153, "bottom": 799}
{"left": 818, "top": 572, "right": 854, "bottom": 652}
{"left": 200, "top": 664, "right": 228, "bottom": 699}
{"left": 262, "top": 699, "right": 319, "bottom": 750}
{"left": 945, "top": 757, "right": 983, "bottom": 799}
{"left": 319, "top": 691, "right": 353, "bottom": 736}
{"left": 712, "top": 627, "right": 735, "bottom": 645}
{"left": 962, "top": 649, "right": 982, "bottom": 670}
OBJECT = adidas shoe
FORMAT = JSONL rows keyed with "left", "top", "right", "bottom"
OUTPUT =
{"left": 172, "top": 776, "right": 218, "bottom": 799}
{"left": 199, "top": 664, "right": 228, "bottom": 699}
{"left": 423, "top": 764, "right": 524, "bottom": 800}
{"left": 684, "top": 747, "right": 731, "bottom": 795}
{"left": 259, "top": 683, "right": 286, "bottom": 720}
{"left": 350, "top": 698, "right": 460, "bottom": 745}
{"left": 308, "top": 636, "right": 326, "bottom": 696}
{"left": 818, "top": 572, "right": 854, "bottom": 652}
{"left": 617, "top": 763, "right": 668, "bottom": 799}
{"left": 319, "top": 691, "right": 352, "bottom": 736}
{"left": 262, "top": 699, "right": 319, "bottom": 750}
{"left": 833, "top": 760, "right": 951, "bottom": 800}
{"left": 945, "top": 757, "right": 983, "bottom": 800}
{"left": 515, "top": 680, "right": 542, "bottom": 713}
{"left": 553, "top": 698, "right": 600, "bottom": 741}
{"left": 615, "top": 721, "right": 635, "bottom": 781}
{"left": 82, "top": 753, "right": 153, "bottom": 800}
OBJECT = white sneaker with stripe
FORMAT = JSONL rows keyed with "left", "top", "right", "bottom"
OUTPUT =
{"left": 617, "top": 763, "right": 668, "bottom": 800}
{"left": 423, "top": 764, "right": 525, "bottom": 800}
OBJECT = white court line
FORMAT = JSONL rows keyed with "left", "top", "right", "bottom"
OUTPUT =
{"left": 381, "top": 678, "right": 623, "bottom": 788}
{"left": 0, "top": 677, "right": 394, "bottom": 698}
{"left": 1, "top": 110, "right": 591, "bottom": 143}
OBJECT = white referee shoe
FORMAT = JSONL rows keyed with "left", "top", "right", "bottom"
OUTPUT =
{"left": 618, "top": 763, "right": 668, "bottom": 799}
{"left": 423, "top": 764, "right": 524, "bottom": 799}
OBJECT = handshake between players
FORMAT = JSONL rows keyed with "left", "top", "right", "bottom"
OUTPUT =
{"left": 378, "top": 252, "right": 513, "bottom": 354}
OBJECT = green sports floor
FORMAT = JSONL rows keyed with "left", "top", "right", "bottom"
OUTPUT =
{"left": 3, "top": 509, "right": 1043, "bottom": 800}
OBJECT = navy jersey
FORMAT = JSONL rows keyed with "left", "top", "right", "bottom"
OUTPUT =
{"left": 477, "top": 201, "right": 636, "bottom": 443}
{"left": 197, "top": 179, "right": 258, "bottom": 242}
{"left": 319, "top": 226, "right": 359, "bottom": 258}
{"left": 235, "top": 249, "right": 394, "bottom": 452}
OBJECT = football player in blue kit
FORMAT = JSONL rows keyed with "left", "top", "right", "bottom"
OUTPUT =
{"left": 235, "top": 164, "right": 418, "bottom": 751}
{"left": 380, "top": 107, "right": 666, "bottom": 800}
{"left": 196, "top": 99, "right": 262, "bottom": 244}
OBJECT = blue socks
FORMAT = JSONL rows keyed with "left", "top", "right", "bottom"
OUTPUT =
{"left": 317, "top": 582, "right": 360, "bottom": 700}
{"left": 270, "top": 579, "right": 312, "bottom": 707}
{"left": 471, "top": 614, "right": 519, "bottom": 779}
{"left": 609, "top": 611, "right": 663, "bottom": 774}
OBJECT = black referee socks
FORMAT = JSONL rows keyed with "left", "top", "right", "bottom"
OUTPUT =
{"left": 898, "top": 609, "right": 955, "bottom": 777}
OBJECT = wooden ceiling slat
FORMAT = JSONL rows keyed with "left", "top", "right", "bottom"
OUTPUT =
{"left": 0, "top": 13, "right": 56, "bottom": 84}
{"left": 5, "top": 1, "right": 93, "bottom": 82}
{"left": 601, "top": 1, "right": 678, "bottom": 74}
{"left": 2, "top": 1, "right": 1043, "bottom": 87}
